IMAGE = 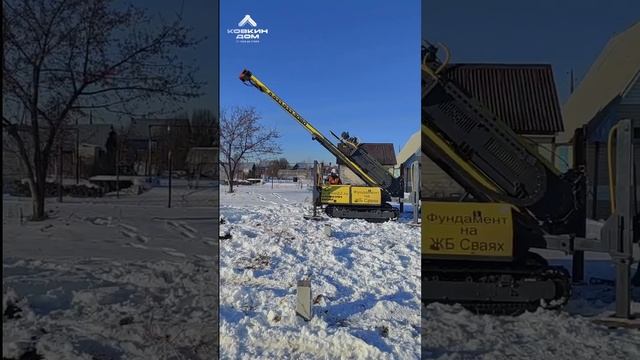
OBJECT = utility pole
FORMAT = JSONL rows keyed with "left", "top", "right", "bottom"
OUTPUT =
{"left": 167, "top": 125, "right": 172, "bottom": 208}
{"left": 76, "top": 117, "right": 80, "bottom": 184}
{"left": 147, "top": 124, "right": 152, "bottom": 179}
{"left": 58, "top": 133, "right": 63, "bottom": 203}
{"left": 116, "top": 133, "right": 120, "bottom": 199}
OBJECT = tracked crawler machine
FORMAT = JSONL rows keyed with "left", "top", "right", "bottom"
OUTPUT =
{"left": 421, "top": 41, "right": 589, "bottom": 314}
{"left": 423, "top": 40, "right": 640, "bottom": 317}
{"left": 240, "top": 69, "right": 403, "bottom": 222}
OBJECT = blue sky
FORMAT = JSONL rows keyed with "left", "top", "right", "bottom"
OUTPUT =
{"left": 220, "top": 0, "right": 421, "bottom": 164}
{"left": 424, "top": 0, "right": 640, "bottom": 104}
{"left": 139, "top": 0, "right": 637, "bottom": 165}
{"left": 85, "top": 0, "right": 218, "bottom": 125}
{"left": 143, "top": 0, "right": 218, "bottom": 114}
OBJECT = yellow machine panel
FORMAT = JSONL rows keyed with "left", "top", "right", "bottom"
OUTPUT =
{"left": 422, "top": 201, "right": 513, "bottom": 259}
{"left": 320, "top": 185, "right": 383, "bottom": 206}
{"left": 350, "top": 186, "right": 382, "bottom": 205}
{"left": 321, "top": 185, "right": 351, "bottom": 204}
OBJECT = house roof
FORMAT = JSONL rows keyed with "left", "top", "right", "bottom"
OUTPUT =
{"left": 559, "top": 21, "right": 640, "bottom": 143}
{"left": 229, "top": 162, "right": 255, "bottom": 172}
{"left": 293, "top": 162, "right": 314, "bottom": 170}
{"left": 443, "top": 63, "right": 563, "bottom": 135}
{"left": 185, "top": 147, "right": 218, "bottom": 165}
{"left": 77, "top": 124, "right": 113, "bottom": 148}
{"left": 396, "top": 131, "right": 420, "bottom": 166}
{"left": 337, "top": 143, "right": 397, "bottom": 166}
{"left": 362, "top": 143, "right": 396, "bottom": 165}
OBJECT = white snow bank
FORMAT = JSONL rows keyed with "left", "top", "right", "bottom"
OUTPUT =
{"left": 3, "top": 188, "right": 219, "bottom": 359}
{"left": 219, "top": 185, "right": 421, "bottom": 359}
{"left": 3, "top": 258, "right": 217, "bottom": 359}
{"left": 422, "top": 302, "right": 640, "bottom": 360}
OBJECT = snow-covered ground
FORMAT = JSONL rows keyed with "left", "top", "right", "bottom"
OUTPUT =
{"left": 422, "top": 270, "right": 640, "bottom": 359}
{"left": 2, "top": 186, "right": 219, "bottom": 359}
{"left": 219, "top": 183, "right": 422, "bottom": 359}
{"left": 220, "top": 183, "right": 639, "bottom": 360}
{"left": 423, "top": 226, "right": 640, "bottom": 360}
{"left": 5, "top": 180, "right": 639, "bottom": 359}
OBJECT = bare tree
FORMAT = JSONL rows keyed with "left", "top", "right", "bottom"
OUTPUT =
{"left": 2, "top": 0, "right": 204, "bottom": 220}
{"left": 220, "top": 107, "right": 280, "bottom": 193}
{"left": 190, "top": 108, "right": 219, "bottom": 147}
{"left": 266, "top": 157, "right": 289, "bottom": 177}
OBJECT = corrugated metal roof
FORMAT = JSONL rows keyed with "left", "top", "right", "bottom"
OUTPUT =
{"left": 360, "top": 143, "right": 396, "bottom": 165}
{"left": 443, "top": 63, "right": 563, "bottom": 135}
{"left": 560, "top": 21, "right": 640, "bottom": 143}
